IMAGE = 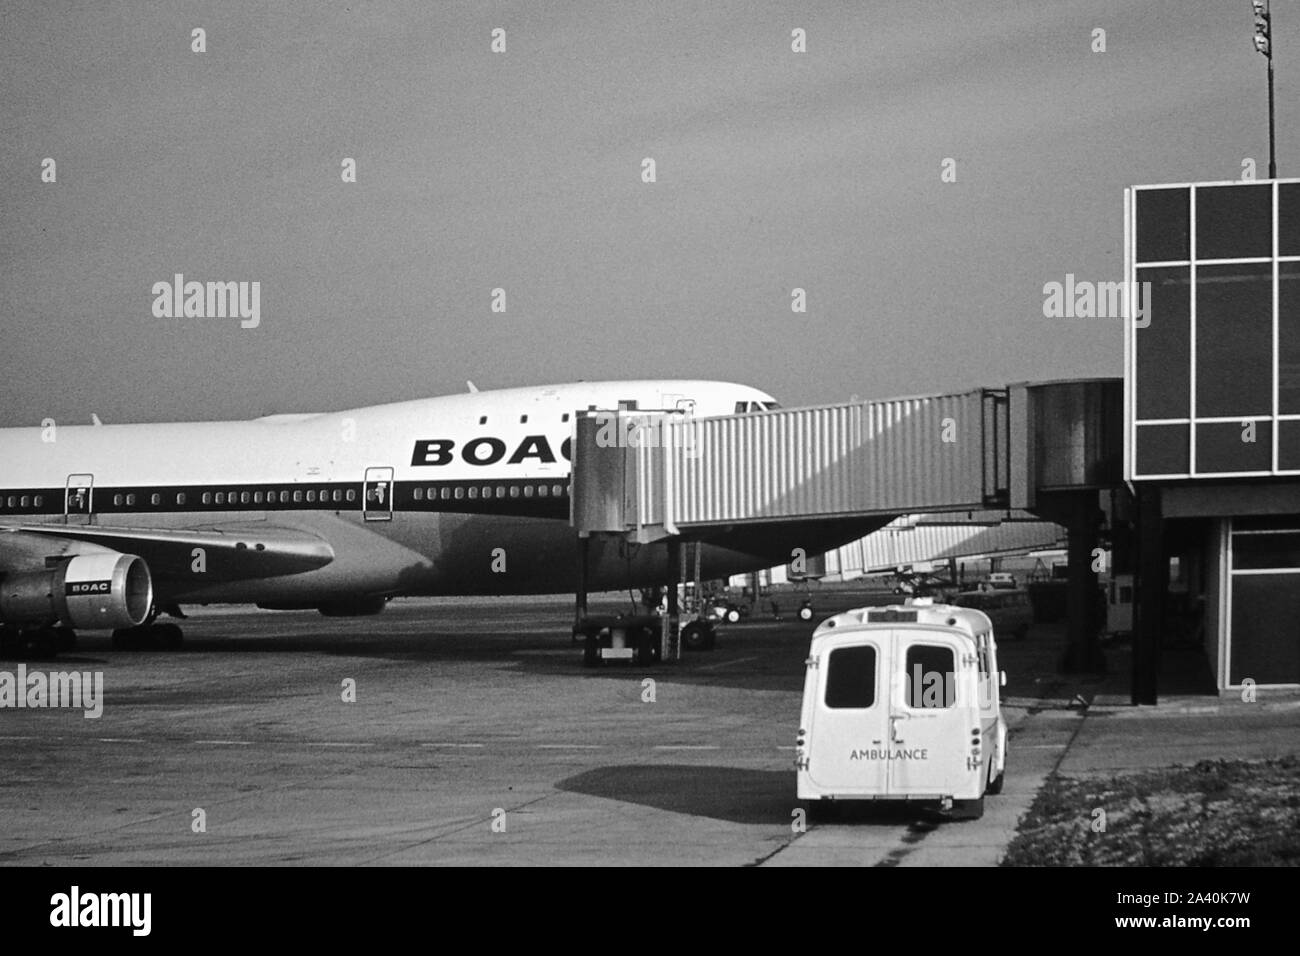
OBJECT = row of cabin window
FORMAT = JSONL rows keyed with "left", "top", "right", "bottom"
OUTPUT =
{"left": 102, "top": 489, "right": 359, "bottom": 507}
{"left": 198, "top": 489, "right": 356, "bottom": 506}
{"left": 4, "top": 483, "right": 572, "bottom": 511}
{"left": 412, "top": 483, "right": 567, "bottom": 501}
{"left": 4, "top": 495, "right": 46, "bottom": 508}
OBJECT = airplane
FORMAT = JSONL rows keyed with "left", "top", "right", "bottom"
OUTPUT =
{"left": 0, "top": 380, "right": 887, "bottom": 657}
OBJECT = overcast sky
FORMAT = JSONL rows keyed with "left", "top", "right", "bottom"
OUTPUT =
{"left": 1, "top": 1, "right": 1293, "bottom": 424}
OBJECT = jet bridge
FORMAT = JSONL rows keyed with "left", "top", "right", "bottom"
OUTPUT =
{"left": 570, "top": 379, "right": 1126, "bottom": 684}
{"left": 572, "top": 388, "right": 1011, "bottom": 542}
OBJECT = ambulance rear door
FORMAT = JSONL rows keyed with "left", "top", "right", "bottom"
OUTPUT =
{"left": 804, "top": 635, "right": 890, "bottom": 797}
{"left": 886, "top": 631, "right": 978, "bottom": 798}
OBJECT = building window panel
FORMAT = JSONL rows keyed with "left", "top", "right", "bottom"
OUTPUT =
{"left": 1195, "top": 183, "right": 1272, "bottom": 260}
{"left": 1134, "top": 423, "right": 1190, "bottom": 476}
{"left": 1279, "top": 420, "right": 1300, "bottom": 470}
{"left": 1134, "top": 267, "right": 1191, "bottom": 420}
{"left": 1135, "top": 187, "right": 1190, "bottom": 263}
{"left": 1195, "top": 263, "right": 1272, "bottom": 418}
{"left": 1230, "top": 575, "right": 1300, "bottom": 685}
{"left": 1195, "top": 420, "right": 1272, "bottom": 473}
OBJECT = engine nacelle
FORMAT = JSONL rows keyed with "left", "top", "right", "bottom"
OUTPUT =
{"left": 0, "top": 553, "right": 153, "bottom": 631}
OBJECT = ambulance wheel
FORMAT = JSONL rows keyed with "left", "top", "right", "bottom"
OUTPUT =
{"left": 581, "top": 632, "right": 600, "bottom": 668}
{"left": 798, "top": 605, "right": 814, "bottom": 621}
{"left": 726, "top": 608, "right": 741, "bottom": 623}
{"left": 952, "top": 796, "right": 985, "bottom": 820}
{"left": 987, "top": 758, "right": 1005, "bottom": 795}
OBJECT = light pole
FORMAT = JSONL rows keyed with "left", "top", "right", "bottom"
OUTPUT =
{"left": 1254, "top": 0, "right": 1277, "bottom": 178}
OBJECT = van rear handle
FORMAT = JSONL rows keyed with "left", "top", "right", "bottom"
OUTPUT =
{"left": 890, "top": 715, "right": 906, "bottom": 743}
{"left": 1000, "top": 670, "right": 1007, "bottom": 687}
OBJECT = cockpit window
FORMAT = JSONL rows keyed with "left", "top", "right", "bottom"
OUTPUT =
{"left": 761, "top": 401, "right": 781, "bottom": 410}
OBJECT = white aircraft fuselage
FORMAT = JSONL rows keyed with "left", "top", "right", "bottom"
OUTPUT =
{"left": 0, "top": 380, "right": 883, "bottom": 623}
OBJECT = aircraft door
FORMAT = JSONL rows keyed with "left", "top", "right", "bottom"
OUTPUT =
{"left": 65, "top": 474, "right": 94, "bottom": 524}
{"left": 363, "top": 467, "right": 394, "bottom": 521}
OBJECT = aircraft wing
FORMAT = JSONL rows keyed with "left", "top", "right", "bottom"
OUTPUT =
{"left": 0, "top": 523, "right": 335, "bottom": 582}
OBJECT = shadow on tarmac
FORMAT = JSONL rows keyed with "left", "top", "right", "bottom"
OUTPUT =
{"left": 557, "top": 764, "right": 944, "bottom": 826}
{"left": 557, "top": 764, "right": 798, "bottom": 823}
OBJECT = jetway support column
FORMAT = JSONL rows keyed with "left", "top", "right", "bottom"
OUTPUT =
{"left": 574, "top": 534, "right": 590, "bottom": 638}
{"left": 1061, "top": 495, "right": 1107, "bottom": 674}
{"left": 663, "top": 539, "right": 682, "bottom": 661}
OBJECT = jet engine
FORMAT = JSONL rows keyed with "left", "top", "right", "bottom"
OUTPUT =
{"left": 0, "top": 553, "right": 153, "bottom": 630}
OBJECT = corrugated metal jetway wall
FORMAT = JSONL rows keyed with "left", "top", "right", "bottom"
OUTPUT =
{"left": 820, "top": 516, "right": 1067, "bottom": 579}
{"left": 660, "top": 390, "right": 1003, "bottom": 532}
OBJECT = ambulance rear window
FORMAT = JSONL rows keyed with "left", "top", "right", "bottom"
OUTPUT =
{"left": 825, "top": 646, "right": 877, "bottom": 708}
{"left": 905, "top": 644, "right": 956, "bottom": 709}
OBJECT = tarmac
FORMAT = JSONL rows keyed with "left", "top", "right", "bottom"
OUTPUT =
{"left": 1, "top": 589, "right": 1296, "bottom": 866}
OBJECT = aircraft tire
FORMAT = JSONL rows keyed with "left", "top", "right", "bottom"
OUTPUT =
{"left": 681, "top": 621, "right": 707, "bottom": 651}
{"left": 156, "top": 623, "right": 184, "bottom": 650}
{"left": 581, "top": 632, "right": 600, "bottom": 668}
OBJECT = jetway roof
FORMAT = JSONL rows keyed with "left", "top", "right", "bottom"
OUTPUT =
{"left": 572, "top": 379, "right": 1121, "bottom": 542}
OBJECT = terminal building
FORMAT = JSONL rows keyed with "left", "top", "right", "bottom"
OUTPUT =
{"left": 1126, "top": 178, "right": 1300, "bottom": 699}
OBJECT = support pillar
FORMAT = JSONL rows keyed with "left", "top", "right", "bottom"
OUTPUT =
{"left": 1061, "top": 495, "right": 1107, "bottom": 673}
{"left": 664, "top": 539, "right": 682, "bottom": 660}
{"left": 1132, "top": 486, "right": 1164, "bottom": 705}
{"left": 574, "top": 533, "right": 590, "bottom": 636}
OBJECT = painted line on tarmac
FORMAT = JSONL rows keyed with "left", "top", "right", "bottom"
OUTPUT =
{"left": 695, "top": 656, "right": 759, "bottom": 671}
{"left": 311, "top": 742, "right": 374, "bottom": 748}
{"left": 421, "top": 742, "right": 486, "bottom": 748}
{"left": 195, "top": 740, "right": 254, "bottom": 746}
{"left": 96, "top": 738, "right": 147, "bottom": 744}
{"left": 653, "top": 745, "right": 720, "bottom": 751}
{"left": 536, "top": 744, "right": 604, "bottom": 749}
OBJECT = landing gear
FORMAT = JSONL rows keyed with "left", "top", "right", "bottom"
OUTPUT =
{"left": 798, "top": 602, "right": 814, "bottom": 622}
{"left": 635, "top": 627, "right": 660, "bottom": 666}
{"left": 0, "top": 625, "right": 63, "bottom": 660}
{"left": 681, "top": 620, "right": 716, "bottom": 651}
{"left": 581, "top": 630, "right": 600, "bottom": 668}
{"left": 111, "top": 621, "right": 184, "bottom": 650}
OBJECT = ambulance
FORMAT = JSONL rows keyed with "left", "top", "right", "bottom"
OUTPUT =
{"left": 795, "top": 599, "right": 1007, "bottom": 820}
